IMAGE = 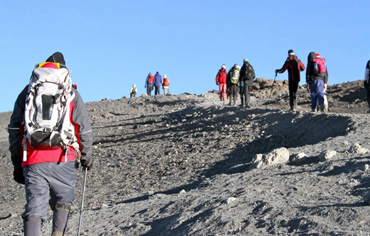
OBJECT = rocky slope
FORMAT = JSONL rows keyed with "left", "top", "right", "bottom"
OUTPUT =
{"left": 1, "top": 79, "right": 370, "bottom": 235}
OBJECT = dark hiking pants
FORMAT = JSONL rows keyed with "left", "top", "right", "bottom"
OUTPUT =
{"left": 23, "top": 161, "right": 76, "bottom": 235}
{"left": 229, "top": 84, "right": 238, "bottom": 105}
{"left": 365, "top": 82, "right": 370, "bottom": 108}
{"left": 240, "top": 83, "right": 251, "bottom": 107}
{"left": 155, "top": 85, "right": 161, "bottom": 95}
{"left": 289, "top": 81, "right": 299, "bottom": 110}
{"left": 147, "top": 85, "right": 153, "bottom": 96}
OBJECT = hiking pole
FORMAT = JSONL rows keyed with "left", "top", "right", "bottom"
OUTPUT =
{"left": 269, "top": 73, "right": 277, "bottom": 99}
{"left": 77, "top": 167, "right": 88, "bottom": 236}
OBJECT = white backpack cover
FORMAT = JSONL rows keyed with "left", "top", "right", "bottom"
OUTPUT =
{"left": 23, "top": 66, "right": 79, "bottom": 161}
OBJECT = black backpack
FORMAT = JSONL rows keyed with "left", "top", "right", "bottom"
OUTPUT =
{"left": 244, "top": 63, "right": 255, "bottom": 81}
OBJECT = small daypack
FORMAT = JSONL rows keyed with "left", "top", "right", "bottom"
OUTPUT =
{"left": 23, "top": 64, "right": 79, "bottom": 161}
{"left": 230, "top": 65, "right": 241, "bottom": 84}
{"left": 163, "top": 78, "right": 169, "bottom": 86}
{"left": 148, "top": 75, "right": 154, "bottom": 84}
{"left": 313, "top": 58, "right": 327, "bottom": 76}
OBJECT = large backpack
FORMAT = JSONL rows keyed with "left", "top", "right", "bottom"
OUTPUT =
{"left": 244, "top": 63, "right": 255, "bottom": 81}
{"left": 23, "top": 64, "right": 79, "bottom": 160}
{"left": 306, "top": 52, "right": 316, "bottom": 80}
{"left": 163, "top": 78, "right": 169, "bottom": 86}
{"left": 313, "top": 58, "right": 327, "bottom": 76}
{"left": 230, "top": 65, "right": 241, "bottom": 84}
{"left": 148, "top": 75, "right": 154, "bottom": 84}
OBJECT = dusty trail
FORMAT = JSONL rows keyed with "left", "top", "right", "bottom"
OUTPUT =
{"left": 1, "top": 79, "right": 370, "bottom": 235}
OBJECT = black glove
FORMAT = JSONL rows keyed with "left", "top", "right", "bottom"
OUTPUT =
{"left": 13, "top": 165, "right": 25, "bottom": 185}
{"left": 275, "top": 69, "right": 279, "bottom": 74}
{"left": 81, "top": 157, "right": 93, "bottom": 170}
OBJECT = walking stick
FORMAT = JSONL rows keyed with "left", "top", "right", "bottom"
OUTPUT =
{"left": 77, "top": 167, "right": 88, "bottom": 236}
{"left": 269, "top": 73, "right": 277, "bottom": 99}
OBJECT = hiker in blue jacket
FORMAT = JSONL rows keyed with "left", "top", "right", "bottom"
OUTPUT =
{"left": 154, "top": 72, "right": 162, "bottom": 95}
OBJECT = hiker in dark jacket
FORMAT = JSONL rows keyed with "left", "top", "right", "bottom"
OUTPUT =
{"left": 154, "top": 72, "right": 162, "bottom": 95}
{"left": 275, "top": 49, "right": 305, "bottom": 111}
{"left": 364, "top": 60, "right": 370, "bottom": 111}
{"left": 239, "top": 59, "right": 255, "bottom": 108}
{"left": 8, "top": 52, "right": 93, "bottom": 235}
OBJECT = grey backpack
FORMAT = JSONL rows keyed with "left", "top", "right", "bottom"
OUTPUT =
{"left": 23, "top": 65, "right": 79, "bottom": 161}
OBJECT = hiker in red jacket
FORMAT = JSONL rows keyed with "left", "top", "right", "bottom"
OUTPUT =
{"left": 275, "top": 49, "right": 305, "bottom": 111}
{"left": 145, "top": 73, "right": 154, "bottom": 96}
{"left": 8, "top": 52, "right": 93, "bottom": 235}
{"left": 216, "top": 64, "right": 227, "bottom": 101}
{"left": 162, "top": 74, "right": 170, "bottom": 95}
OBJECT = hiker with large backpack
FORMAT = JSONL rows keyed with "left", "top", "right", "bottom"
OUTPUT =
{"left": 215, "top": 64, "right": 228, "bottom": 101}
{"left": 7, "top": 52, "right": 94, "bottom": 236}
{"left": 162, "top": 74, "right": 170, "bottom": 95}
{"left": 306, "top": 52, "right": 328, "bottom": 112}
{"left": 145, "top": 72, "right": 154, "bottom": 96}
{"left": 239, "top": 58, "right": 255, "bottom": 108}
{"left": 154, "top": 71, "right": 162, "bottom": 95}
{"left": 364, "top": 60, "right": 370, "bottom": 111}
{"left": 275, "top": 49, "right": 305, "bottom": 111}
{"left": 227, "top": 64, "right": 241, "bottom": 106}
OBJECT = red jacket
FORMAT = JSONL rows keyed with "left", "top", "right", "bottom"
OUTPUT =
{"left": 216, "top": 68, "right": 227, "bottom": 84}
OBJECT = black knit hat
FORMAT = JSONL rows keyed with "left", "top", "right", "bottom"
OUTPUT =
{"left": 288, "top": 49, "right": 294, "bottom": 55}
{"left": 46, "top": 52, "right": 65, "bottom": 66}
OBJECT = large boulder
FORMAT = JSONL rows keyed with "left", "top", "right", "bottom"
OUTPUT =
{"left": 250, "top": 147, "right": 290, "bottom": 169}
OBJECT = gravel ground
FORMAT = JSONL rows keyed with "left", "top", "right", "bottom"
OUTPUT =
{"left": 1, "top": 79, "right": 370, "bottom": 235}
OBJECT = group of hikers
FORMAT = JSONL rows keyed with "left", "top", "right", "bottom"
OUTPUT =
{"left": 142, "top": 72, "right": 170, "bottom": 97}
{"left": 216, "top": 49, "right": 330, "bottom": 112}
{"left": 129, "top": 72, "right": 171, "bottom": 98}
{"left": 5, "top": 50, "right": 370, "bottom": 236}
{"left": 216, "top": 59, "right": 255, "bottom": 108}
